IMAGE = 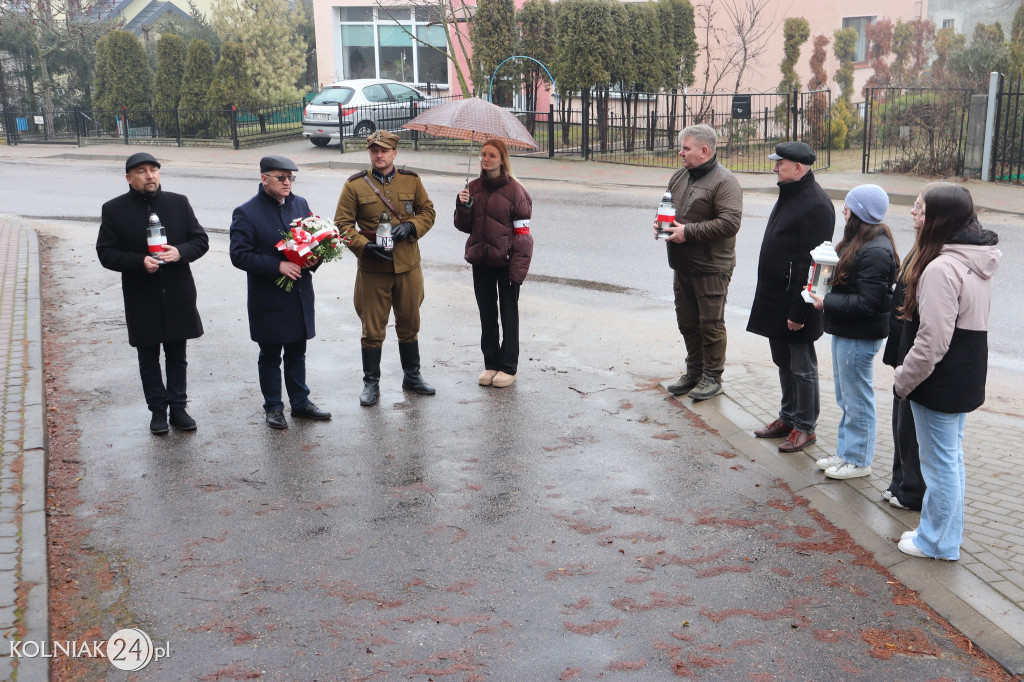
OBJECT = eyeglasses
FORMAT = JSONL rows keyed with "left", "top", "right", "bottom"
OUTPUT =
{"left": 913, "top": 202, "right": 924, "bottom": 212}
{"left": 264, "top": 174, "right": 295, "bottom": 183}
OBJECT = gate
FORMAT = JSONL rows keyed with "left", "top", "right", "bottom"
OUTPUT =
{"left": 862, "top": 87, "right": 970, "bottom": 175}
{"left": 2, "top": 108, "right": 80, "bottom": 144}
{"left": 991, "top": 74, "right": 1024, "bottom": 184}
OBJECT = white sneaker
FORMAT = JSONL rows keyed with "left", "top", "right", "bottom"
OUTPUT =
{"left": 881, "top": 490, "right": 894, "bottom": 501}
{"left": 816, "top": 455, "right": 843, "bottom": 471}
{"left": 824, "top": 461, "right": 872, "bottom": 480}
{"left": 898, "top": 536, "right": 931, "bottom": 558}
{"left": 889, "top": 496, "right": 910, "bottom": 510}
{"left": 901, "top": 529, "right": 918, "bottom": 541}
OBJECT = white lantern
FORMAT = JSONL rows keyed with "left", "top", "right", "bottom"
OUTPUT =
{"left": 801, "top": 241, "right": 839, "bottom": 303}
{"left": 146, "top": 213, "right": 168, "bottom": 263}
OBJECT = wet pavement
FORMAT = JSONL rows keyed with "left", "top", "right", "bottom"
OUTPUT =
{"left": 0, "top": 140, "right": 1022, "bottom": 678}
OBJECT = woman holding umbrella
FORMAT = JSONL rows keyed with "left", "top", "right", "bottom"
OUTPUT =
{"left": 455, "top": 139, "right": 533, "bottom": 388}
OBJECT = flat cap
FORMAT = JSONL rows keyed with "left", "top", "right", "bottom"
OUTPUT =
{"left": 125, "top": 152, "right": 160, "bottom": 173}
{"left": 366, "top": 130, "right": 400, "bottom": 150}
{"left": 769, "top": 141, "right": 816, "bottom": 165}
{"left": 260, "top": 155, "right": 298, "bottom": 173}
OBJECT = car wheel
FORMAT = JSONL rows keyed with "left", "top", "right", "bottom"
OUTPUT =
{"left": 353, "top": 121, "right": 376, "bottom": 137}
{"left": 309, "top": 137, "right": 330, "bottom": 147}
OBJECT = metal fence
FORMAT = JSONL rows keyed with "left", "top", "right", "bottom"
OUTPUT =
{"left": 332, "top": 89, "right": 831, "bottom": 173}
{"left": 861, "top": 87, "right": 971, "bottom": 176}
{"left": 582, "top": 89, "right": 830, "bottom": 173}
{"left": 992, "top": 74, "right": 1024, "bottom": 185}
{"left": 4, "top": 88, "right": 832, "bottom": 173}
{"left": 3, "top": 102, "right": 305, "bottom": 149}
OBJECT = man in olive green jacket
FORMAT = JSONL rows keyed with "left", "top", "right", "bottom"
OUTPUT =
{"left": 656, "top": 124, "right": 743, "bottom": 401}
{"left": 334, "top": 130, "right": 437, "bottom": 406}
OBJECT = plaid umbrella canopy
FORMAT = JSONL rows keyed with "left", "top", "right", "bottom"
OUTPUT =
{"left": 403, "top": 97, "right": 540, "bottom": 181}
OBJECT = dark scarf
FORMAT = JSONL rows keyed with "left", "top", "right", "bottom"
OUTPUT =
{"left": 688, "top": 155, "right": 718, "bottom": 181}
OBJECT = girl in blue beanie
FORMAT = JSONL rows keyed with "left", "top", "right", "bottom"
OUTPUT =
{"left": 808, "top": 184, "right": 899, "bottom": 480}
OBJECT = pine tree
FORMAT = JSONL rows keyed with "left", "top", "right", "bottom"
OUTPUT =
{"left": 211, "top": 0, "right": 306, "bottom": 104}
{"left": 207, "top": 41, "right": 256, "bottom": 134}
{"left": 153, "top": 33, "right": 187, "bottom": 134}
{"left": 178, "top": 39, "right": 215, "bottom": 136}
{"left": 93, "top": 31, "right": 152, "bottom": 114}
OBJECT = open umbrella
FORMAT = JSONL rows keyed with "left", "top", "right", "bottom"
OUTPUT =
{"left": 403, "top": 97, "right": 540, "bottom": 182}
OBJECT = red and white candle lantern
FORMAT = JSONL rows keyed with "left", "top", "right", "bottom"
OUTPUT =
{"left": 801, "top": 241, "right": 840, "bottom": 303}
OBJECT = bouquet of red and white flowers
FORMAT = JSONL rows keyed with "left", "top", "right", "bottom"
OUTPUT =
{"left": 274, "top": 214, "right": 344, "bottom": 291}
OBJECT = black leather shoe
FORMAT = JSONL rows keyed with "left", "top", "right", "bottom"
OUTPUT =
{"left": 150, "top": 409, "right": 169, "bottom": 435}
{"left": 292, "top": 403, "right": 331, "bottom": 421}
{"left": 266, "top": 410, "right": 288, "bottom": 430}
{"left": 169, "top": 407, "right": 197, "bottom": 431}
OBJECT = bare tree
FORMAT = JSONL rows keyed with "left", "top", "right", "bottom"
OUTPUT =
{"left": 721, "top": 0, "right": 778, "bottom": 94}
{"left": 692, "top": 0, "right": 777, "bottom": 120}
{"left": 376, "top": 0, "right": 475, "bottom": 95}
{"left": 0, "top": 0, "right": 121, "bottom": 115}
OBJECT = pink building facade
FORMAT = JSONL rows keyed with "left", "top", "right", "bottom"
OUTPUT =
{"left": 311, "top": 0, "right": 927, "bottom": 105}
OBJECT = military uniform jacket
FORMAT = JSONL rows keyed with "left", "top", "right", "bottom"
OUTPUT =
{"left": 96, "top": 186, "right": 209, "bottom": 348}
{"left": 333, "top": 168, "right": 436, "bottom": 274}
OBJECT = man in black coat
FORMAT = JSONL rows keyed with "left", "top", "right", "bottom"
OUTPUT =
{"left": 747, "top": 142, "right": 835, "bottom": 452}
{"left": 229, "top": 155, "right": 331, "bottom": 430}
{"left": 97, "top": 152, "right": 209, "bottom": 435}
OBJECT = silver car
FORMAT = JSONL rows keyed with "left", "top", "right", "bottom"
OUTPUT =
{"left": 302, "top": 78, "right": 438, "bottom": 147}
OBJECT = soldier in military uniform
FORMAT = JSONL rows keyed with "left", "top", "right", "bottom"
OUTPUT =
{"left": 334, "top": 130, "right": 437, "bottom": 406}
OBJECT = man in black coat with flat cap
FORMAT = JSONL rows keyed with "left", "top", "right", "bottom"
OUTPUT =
{"left": 230, "top": 155, "right": 332, "bottom": 430}
{"left": 97, "top": 152, "right": 209, "bottom": 435}
{"left": 747, "top": 141, "right": 835, "bottom": 453}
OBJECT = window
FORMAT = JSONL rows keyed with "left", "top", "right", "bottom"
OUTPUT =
{"left": 362, "top": 84, "right": 391, "bottom": 103}
{"left": 386, "top": 83, "right": 423, "bottom": 102}
{"left": 842, "top": 16, "right": 874, "bottom": 63}
{"left": 943, "top": 18, "right": 955, "bottom": 29}
{"left": 337, "top": 6, "right": 448, "bottom": 86}
{"left": 341, "top": 25, "right": 374, "bottom": 79}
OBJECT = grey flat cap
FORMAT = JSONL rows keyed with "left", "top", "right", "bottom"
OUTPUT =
{"left": 260, "top": 155, "right": 298, "bottom": 173}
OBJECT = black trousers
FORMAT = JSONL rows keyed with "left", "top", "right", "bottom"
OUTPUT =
{"left": 768, "top": 338, "right": 820, "bottom": 434}
{"left": 136, "top": 340, "right": 187, "bottom": 412}
{"left": 258, "top": 340, "right": 310, "bottom": 413}
{"left": 472, "top": 265, "right": 520, "bottom": 375}
{"left": 886, "top": 396, "right": 925, "bottom": 509}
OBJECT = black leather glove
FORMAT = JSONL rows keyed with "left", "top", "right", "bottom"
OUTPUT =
{"left": 363, "top": 243, "right": 394, "bottom": 261}
{"left": 391, "top": 222, "right": 415, "bottom": 242}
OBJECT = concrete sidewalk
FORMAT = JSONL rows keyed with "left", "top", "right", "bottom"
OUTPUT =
{"left": 2, "top": 140, "right": 1022, "bottom": 676}
{"left": 0, "top": 222, "right": 48, "bottom": 682}
{"left": 2, "top": 140, "right": 1023, "bottom": 215}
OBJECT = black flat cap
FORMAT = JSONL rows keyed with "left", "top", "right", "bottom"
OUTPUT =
{"left": 260, "top": 155, "right": 298, "bottom": 173}
{"left": 125, "top": 152, "right": 160, "bottom": 172}
{"left": 769, "top": 141, "right": 816, "bottom": 164}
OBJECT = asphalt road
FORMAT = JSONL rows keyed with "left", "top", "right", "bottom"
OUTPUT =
{"left": 13, "top": 157, "right": 1012, "bottom": 678}
{"left": 5, "top": 157, "right": 1021, "bottom": 365}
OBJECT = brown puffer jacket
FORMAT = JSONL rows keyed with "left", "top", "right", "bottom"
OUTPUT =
{"left": 454, "top": 172, "right": 533, "bottom": 284}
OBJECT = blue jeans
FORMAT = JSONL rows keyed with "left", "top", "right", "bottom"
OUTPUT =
{"left": 909, "top": 401, "right": 966, "bottom": 561}
{"left": 258, "top": 341, "right": 311, "bottom": 413}
{"left": 832, "top": 336, "right": 883, "bottom": 467}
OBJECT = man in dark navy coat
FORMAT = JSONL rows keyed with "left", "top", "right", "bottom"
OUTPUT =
{"left": 97, "top": 152, "right": 209, "bottom": 435}
{"left": 229, "top": 155, "right": 332, "bottom": 429}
